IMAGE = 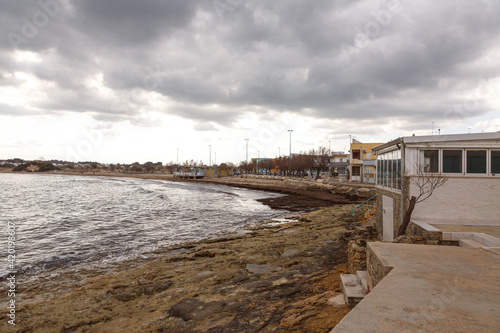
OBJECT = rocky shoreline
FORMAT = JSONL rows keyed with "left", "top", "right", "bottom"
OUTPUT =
{"left": 0, "top": 173, "right": 364, "bottom": 332}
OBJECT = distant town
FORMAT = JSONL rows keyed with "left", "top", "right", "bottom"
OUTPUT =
{"left": 0, "top": 144, "right": 357, "bottom": 180}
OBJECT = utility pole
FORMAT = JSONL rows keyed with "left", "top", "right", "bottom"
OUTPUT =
{"left": 245, "top": 139, "right": 249, "bottom": 174}
{"left": 209, "top": 145, "right": 211, "bottom": 166}
{"left": 176, "top": 148, "right": 179, "bottom": 164}
{"left": 288, "top": 129, "right": 293, "bottom": 176}
{"left": 278, "top": 147, "right": 280, "bottom": 157}
{"left": 215, "top": 152, "right": 216, "bottom": 165}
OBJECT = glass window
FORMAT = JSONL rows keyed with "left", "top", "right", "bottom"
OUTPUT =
{"left": 420, "top": 150, "right": 439, "bottom": 172}
{"left": 397, "top": 159, "right": 402, "bottom": 189}
{"left": 383, "top": 159, "right": 388, "bottom": 187}
{"left": 377, "top": 150, "right": 401, "bottom": 190}
{"left": 392, "top": 159, "right": 397, "bottom": 189}
{"left": 466, "top": 150, "right": 486, "bottom": 174}
{"left": 388, "top": 156, "right": 393, "bottom": 188}
{"left": 443, "top": 150, "right": 462, "bottom": 173}
{"left": 491, "top": 151, "right": 500, "bottom": 174}
{"left": 377, "top": 160, "right": 381, "bottom": 185}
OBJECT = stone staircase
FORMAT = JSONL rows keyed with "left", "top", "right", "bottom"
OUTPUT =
{"left": 340, "top": 270, "right": 369, "bottom": 307}
{"left": 458, "top": 233, "right": 500, "bottom": 255}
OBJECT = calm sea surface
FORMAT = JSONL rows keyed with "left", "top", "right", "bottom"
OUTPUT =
{"left": 0, "top": 173, "right": 286, "bottom": 278}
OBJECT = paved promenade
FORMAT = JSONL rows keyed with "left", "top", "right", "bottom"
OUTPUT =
{"left": 333, "top": 242, "right": 500, "bottom": 332}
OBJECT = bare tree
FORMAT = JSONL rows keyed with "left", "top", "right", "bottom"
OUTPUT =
{"left": 293, "top": 153, "right": 312, "bottom": 177}
{"left": 276, "top": 157, "right": 288, "bottom": 175}
{"left": 143, "top": 161, "right": 155, "bottom": 173}
{"left": 309, "top": 146, "right": 330, "bottom": 180}
{"left": 218, "top": 162, "right": 234, "bottom": 177}
{"left": 398, "top": 164, "right": 448, "bottom": 236}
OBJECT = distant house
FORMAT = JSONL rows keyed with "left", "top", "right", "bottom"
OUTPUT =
{"left": 330, "top": 153, "right": 349, "bottom": 175}
{"left": 204, "top": 165, "right": 233, "bottom": 178}
{"left": 372, "top": 132, "right": 500, "bottom": 241}
{"left": 349, "top": 140, "right": 383, "bottom": 183}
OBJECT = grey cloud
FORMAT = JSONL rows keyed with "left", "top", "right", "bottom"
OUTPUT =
{"left": 1, "top": 0, "right": 499, "bottom": 132}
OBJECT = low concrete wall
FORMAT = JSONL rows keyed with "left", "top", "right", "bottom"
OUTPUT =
{"left": 347, "top": 240, "right": 367, "bottom": 274}
{"left": 366, "top": 242, "right": 393, "bottom": 290}
{"left": 408, "top": 220, "right": 441, "bottom": 241}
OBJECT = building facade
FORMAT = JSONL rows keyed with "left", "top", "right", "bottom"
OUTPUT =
{"left": 349, "top": 140, "right": 382, "bottom": 183}
{"left": 372, "top": 132, "right": 500, "bottom": 241}
{"left": 330, "top": 153, "right": 349, "bottom": 175}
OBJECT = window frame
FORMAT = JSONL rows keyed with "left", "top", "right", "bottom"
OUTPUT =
{"left": 490, "top": 150, "right": 500, "bottom": 175}
{"left": 442, "top": 149, "right": 464, "bottom": 175}
{"left": 419, "top": 149, "right": 440, "bottom": 173}
{"left": 465, "top": 149, "right": 488, "bottom": 175}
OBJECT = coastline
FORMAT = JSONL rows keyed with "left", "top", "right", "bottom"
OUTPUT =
{"left": 1, "top": 170, "right": 363, "bottom": 211}
{"left": 0, "top": 171, "right": 360, "bottom": 332}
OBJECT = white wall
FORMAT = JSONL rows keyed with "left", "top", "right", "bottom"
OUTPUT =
{"left": 410, "top": 178, "right": 500, "bottom": 225}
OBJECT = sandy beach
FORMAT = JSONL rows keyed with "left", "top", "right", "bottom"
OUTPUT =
{"left": 1, "top": 172, "right": 363, "bottom": 332}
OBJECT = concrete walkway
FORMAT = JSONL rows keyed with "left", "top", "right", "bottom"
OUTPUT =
{"left": 333, "top": 243, "right": 500, "bottom": 332}
{"left": 432, "top": 224, "right": 500, "bottom": 239}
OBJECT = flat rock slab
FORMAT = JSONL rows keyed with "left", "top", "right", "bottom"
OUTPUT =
{"left": 282, "top": 249, "right": 298, "bottom": 256}
{"left": 246, "top": 263, "right": 283, "bottom": 274}
{"left": 328, "top": 294, "right": 347, "bottom": 308}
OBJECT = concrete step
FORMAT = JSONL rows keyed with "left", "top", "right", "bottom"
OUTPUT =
{"left": 340, "top": 274, "right": 365, "bottom": 307}
{"left": 471, "top": 233, "right": 500, "bottom": 247}
{"left": 459, "top": 238, "right": 486, "bottom": 249}
{"left": 484, "top": 248, "right": 500, "bottom": 255}
{"left": 356, "top": 270, "right": 368, "bottom": 293}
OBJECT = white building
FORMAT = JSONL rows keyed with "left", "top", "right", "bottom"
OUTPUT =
{"left": 372, "top": 132, "right": 500, "bottom": 241}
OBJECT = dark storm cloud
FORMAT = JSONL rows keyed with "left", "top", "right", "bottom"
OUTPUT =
{"left": 1, "top": 0, "right": 499, "bottom": 128}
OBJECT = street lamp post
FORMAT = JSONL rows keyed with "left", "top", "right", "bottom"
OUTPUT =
{"left": 288, "top": 130, "right": 293, "bottom": 176}
{"left": 245, "top": 138, "right": 249, "bottom": 165}
{"left": 214, "top": 152, "right": 216, "bottom": 165}
{"left": 176, "top": 148, "right": 179, "bottom": 165}
{"left": 245, "top": 139, "right": 249, "bottom": 174}
{"left": 209, "top": 145, "right": 211, "bottom": 166}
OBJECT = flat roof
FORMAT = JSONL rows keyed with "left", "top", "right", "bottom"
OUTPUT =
{"left": 373, "top": 132, "right": 500, "bottom": 151}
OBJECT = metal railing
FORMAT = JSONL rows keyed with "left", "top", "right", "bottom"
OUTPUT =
{"left": 351, "top": 195, "right": 377, "bottom": 217}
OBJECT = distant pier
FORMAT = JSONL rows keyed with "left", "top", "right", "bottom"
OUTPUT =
{"left": 174, "top": 169, "right": 205, "bottom": 179}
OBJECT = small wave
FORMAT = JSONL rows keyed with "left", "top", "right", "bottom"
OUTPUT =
{"left": 0, "top": 174, "right": 289, "bottom": 281}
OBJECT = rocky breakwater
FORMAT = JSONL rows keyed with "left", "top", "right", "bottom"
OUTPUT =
{"left": 1, "top": 206, "right": 359, "bottom": 333}
{"left": 198, "top": 176, "right": 370, "bottom": 212}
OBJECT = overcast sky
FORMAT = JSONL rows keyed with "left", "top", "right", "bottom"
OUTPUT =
{"left": 1, "top": 0, "right": 499, "bottom": 164}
